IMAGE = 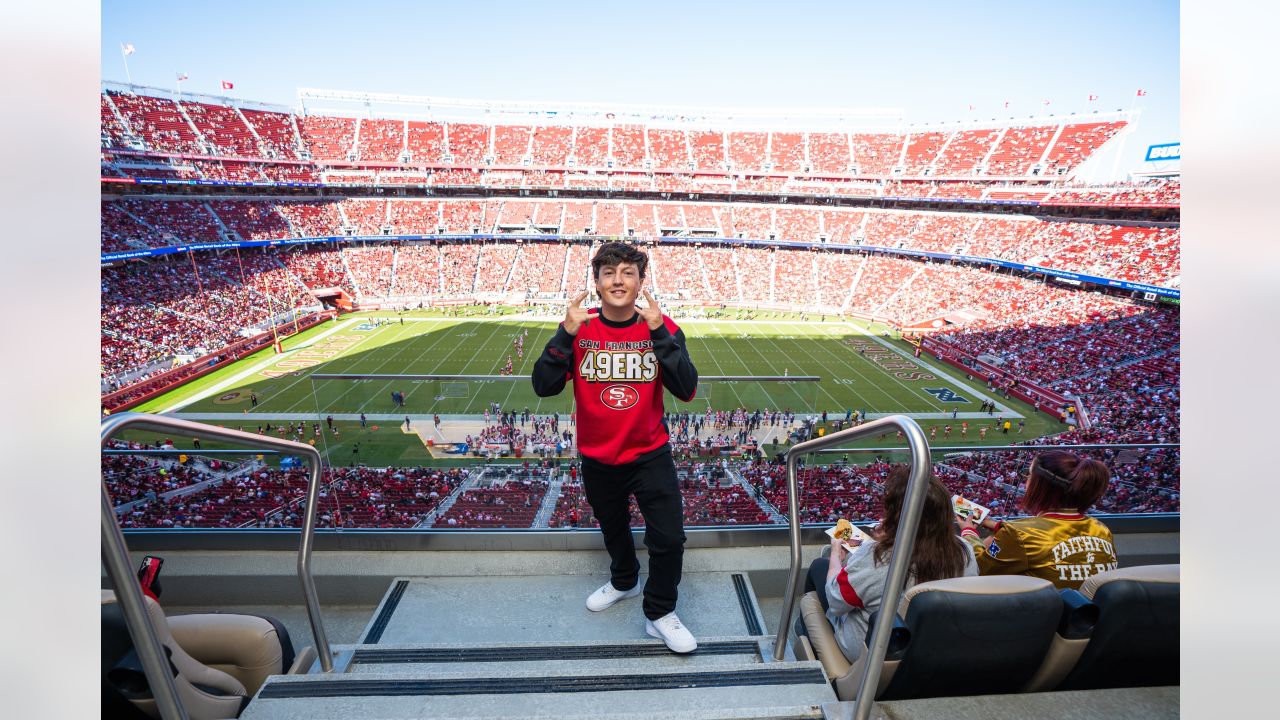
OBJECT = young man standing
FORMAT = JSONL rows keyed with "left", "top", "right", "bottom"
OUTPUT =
{"left": 532, "top": 242, "right": 699, "bottom": 653}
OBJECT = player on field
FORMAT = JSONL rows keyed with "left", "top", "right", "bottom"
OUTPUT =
{"left": 532, "top": 242, "right": 699, "bottom": 653}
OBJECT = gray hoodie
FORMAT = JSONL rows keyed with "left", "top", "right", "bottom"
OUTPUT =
{"left": 825, "top": 538, "right": 978, "bottom": 662}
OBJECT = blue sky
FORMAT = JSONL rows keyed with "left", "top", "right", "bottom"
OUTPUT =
{"left": 101, "top": 0, "right": 1179, "bottom": 180}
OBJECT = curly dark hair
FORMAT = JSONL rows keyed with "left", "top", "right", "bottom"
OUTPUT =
{"left": 591, "top": 242, "right": 647, "bottom": 279}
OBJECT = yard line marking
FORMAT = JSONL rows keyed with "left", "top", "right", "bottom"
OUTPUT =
{"left": 841, "top": 322, "right": 1018, "bottom": 416}
{"left": 759, "top": 322, "right": 897, "bottom": 413}
{"left": 762, "top": 323, "right": 882, "bottom": 410}
{"left": 814, "top": 324, "right": 947, "bottom": 412}
{"left": 336, "top": 324, "right": 433, "bottom": 413}
{"left": 269, "top": 320, "right": 419, "bottom": 413}
{"left": 369, "top": 318, "right": 496, "bottom": 409}
{"left": 285, "top": 318, "right": 428, "bottom": 414}
{"left": 496, "top": 324, "right": 535, "bottom": 413}
{"left": 417, "top": 316, "right": 512, "bottom": 412}
{"left": 363, "top": 319, "right": 478, "bottom": 411}
{"left": 739, "top": 323, "right": 844, "bottom": 411}
{"left": 526, "top": 324, "right": 559, "bottom": 416}
{"left": 802, "top": 323, "right": 896, "bottom": 411}
{"left": 697, "top": 322, "right": 748, "bottom": 408}
{"left": 805, "top": 324, "right": 943, "bottom": 413}
{"left": 496, "top": 320, "right": 562, "bottom": 417}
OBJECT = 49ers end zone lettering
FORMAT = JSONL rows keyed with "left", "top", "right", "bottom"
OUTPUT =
{"left": 600, "top": 384, "right": 640, "bottom": 410}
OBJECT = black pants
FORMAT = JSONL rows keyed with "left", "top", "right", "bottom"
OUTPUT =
{"left": 582, "top": 448, "right": 685, "bottom": 620}
{"left": 804, "top": 557, "right": 832, "bottom": 613}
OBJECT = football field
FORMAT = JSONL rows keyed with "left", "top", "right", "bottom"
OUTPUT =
{"left": 139, "top": 313, "right": 1023, "bottom": 422}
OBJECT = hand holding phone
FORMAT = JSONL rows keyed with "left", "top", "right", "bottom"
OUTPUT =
{"left": 137, "top": 555, "right": 163, "bottom": 601}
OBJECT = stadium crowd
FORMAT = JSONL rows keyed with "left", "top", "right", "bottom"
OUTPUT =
{"left": 100, "top": 90, "right": 1186, "bottom": 215}
{"left": 110, "top": 450, "right": 1180, "bottom": 530}
{"left": 104, "top": 198, "right": 1179, "bottom": 290}
{"left": 434, "top": 479, "right": 550, "bottom": 528}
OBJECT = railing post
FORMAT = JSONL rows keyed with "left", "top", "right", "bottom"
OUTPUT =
{"left": 101, "top": 412, "right": 335, "bottom": 720}
{"left": 770, "top": 415, "right": 930, "bottom": 720}
{"left": 101, "top": 476, "right": 188, "bottom": 720}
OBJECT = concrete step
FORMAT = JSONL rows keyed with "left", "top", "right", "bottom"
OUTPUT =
{"left": 338, "top": 637, "right": 775, "bottom": 675}
{"left": 359, "top": 571, "right": 770, "bottom": 645}
{"left": 243, "top": 662, "right": 835, "bottom": 720}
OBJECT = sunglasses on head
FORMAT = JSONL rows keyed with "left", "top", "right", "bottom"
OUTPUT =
{"left": 1025, "top": 459, "right": 1072, "bottom": 488}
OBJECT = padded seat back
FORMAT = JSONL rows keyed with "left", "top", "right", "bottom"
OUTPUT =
{"left": 879, "top": 575, "right": 1061, "bottom": 701}
{"left": 1056, "top": 564, "right": 1179, "bottom": 691}
{"left": 102, "top": 590, "right": 259, "bottom": 719}
{"left": 798, "top": 576, "right": 1062, "bottom": 702}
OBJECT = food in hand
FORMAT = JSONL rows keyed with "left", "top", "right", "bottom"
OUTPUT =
{"left": 833, "top": 518, "right": 855, "bottom": 541}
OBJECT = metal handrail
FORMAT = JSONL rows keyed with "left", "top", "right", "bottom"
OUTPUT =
{"left": 309, "top": 373, "right": 820, "bottom": 381}
{"left": 102, "top": 413, "right": 334, "bottom": 720}
{"left": 771, "top": 414, "right": 930, "bottom": 720}
{"left": 792, "top": 442, "right": 1180, "bottom": 455}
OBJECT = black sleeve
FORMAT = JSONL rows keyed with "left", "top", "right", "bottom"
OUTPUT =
{"left": 531, "top": 325, "right": 575, "bottom": 397}
{"left": 652, "top": 324, "right": 698, "bottom": 402}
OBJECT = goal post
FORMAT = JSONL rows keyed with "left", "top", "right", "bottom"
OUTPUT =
{"left": 693, "top": 375, "right": 821, "bottom": 413}
{"left": 307, "top": 373, "right": 534, "bottom": 416}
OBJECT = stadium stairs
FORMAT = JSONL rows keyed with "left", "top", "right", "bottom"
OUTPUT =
{"left": 531, "top": 474, "right": 564, "bottom": 528}
{"left": 241, "top": 569, "right": 835, "bottom": 720}
{"left": 115, "top": 528, "right": 1179, "bottom": 720}
{"left": 415, "top": 467, "right": 482, "bottom": 528}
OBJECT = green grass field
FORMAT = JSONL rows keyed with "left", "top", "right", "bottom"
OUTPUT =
{"left": 137, "top": 314, "right": 1007, "bottom": 415}
{"left": 145, "top": 312, "right": 988, "bottom": 409}
{"left": 129, "top": 311, "right": 1064, "bottom": 466}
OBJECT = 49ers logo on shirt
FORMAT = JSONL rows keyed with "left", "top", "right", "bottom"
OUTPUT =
{"left": 600, "top": 384, "right": 640, "bottom": 410}
{"left": 578, "top": 350, "right": 659, "bottom": 383}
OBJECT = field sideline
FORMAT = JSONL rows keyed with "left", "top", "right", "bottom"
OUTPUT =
{"left": 138, "top": 313, "right": 1021, "bottom": 420}
{"left": 120, "top": 312, "right": 1069, "bottom": 466}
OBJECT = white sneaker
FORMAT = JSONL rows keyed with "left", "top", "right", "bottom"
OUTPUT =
{"left": 585, "top": 581, "right": 642, "bottom": 612}
{"left": 646, "top": 612, "right": 698, "bottom": 654}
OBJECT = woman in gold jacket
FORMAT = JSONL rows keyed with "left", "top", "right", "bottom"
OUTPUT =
{"left": 959, "top": 450, "right": 1117, "bottom": 590}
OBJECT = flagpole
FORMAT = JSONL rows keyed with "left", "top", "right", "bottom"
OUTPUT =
{"left": 1109, "top": 107, "right": 1139, "bottom": 182}
{"left": 120, "top": 43, "right": 133, "bottom": 84}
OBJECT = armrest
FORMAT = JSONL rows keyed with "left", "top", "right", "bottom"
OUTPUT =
{"left": 1057, "top": 589, "right": 1099, "bottom": 640}
{"left": 865, "top": 610, "right": 911, "bottom": 661}
{"left": 168, "top": 613, "right": 291, "bottom": 696}
{"left": 799, "top": 591, "right": 851, "bottom": 678}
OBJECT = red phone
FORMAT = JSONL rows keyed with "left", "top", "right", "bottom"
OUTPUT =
{"left": 137, "top": 555, "right": 163, "bottom": 601}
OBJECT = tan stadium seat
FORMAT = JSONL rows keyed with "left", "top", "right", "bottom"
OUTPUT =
{"left": 799, "top": 575, "right": 1061, "bottom": 701}
{"left": 102, "top": 590, "right": 295, "bottom": 719}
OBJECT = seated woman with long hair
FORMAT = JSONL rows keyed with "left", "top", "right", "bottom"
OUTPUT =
{"left": 805, "top": 464, "right": 977, "bottom": 663}
{"left": 959, "top": 449, "right": 1117, "bottom": 590}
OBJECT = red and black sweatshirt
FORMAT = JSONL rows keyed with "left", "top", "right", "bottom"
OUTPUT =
{"left": 532, "top": 309, "right": 698, "bottom": 465}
